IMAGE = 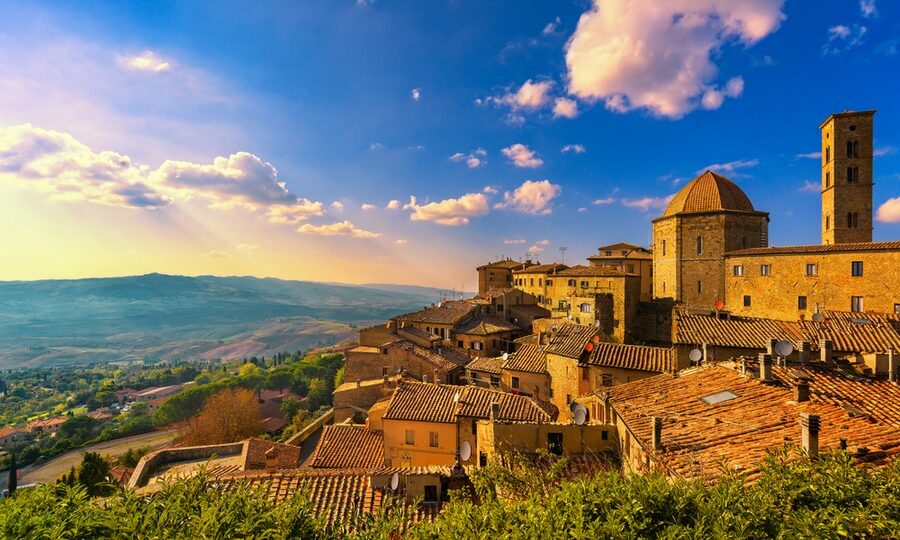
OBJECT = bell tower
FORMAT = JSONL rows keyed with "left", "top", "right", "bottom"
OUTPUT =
{"left": 821, "top": 110, "right": 875, "bottom": 245}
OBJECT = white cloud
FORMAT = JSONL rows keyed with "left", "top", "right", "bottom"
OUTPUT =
{"left": 504, "top": 238, "right": 527, "bottom": 245}
{"left": 824, "top": 25, "right": 867, "bottom": 54}
{"left": 266, "top": 200, "right": 326, "bottom": 224}
{"left": 621, "top": 194, "right": 675, "bottom": 212}
{"left": 498, "top": 180, "right": 561, "bottom": 215}
{"left": 450, "top": 148, "right": 487, "bottom": 168}
{"left": 577, "top": 207, "right": 588, "bottom": 213}
{"left": 593, "top": 197, "right": 615, "bottom": 205}
{"left": 356, "top": 0, "right": 375, "bottom": 6}
{"left": 502, "top": 144, "right": 543, "bottom": 168}
{"left": 369, "top": 142, "right": 385, "bottom": 151}
{"left": 395, "top": 238, "right": 408, "bottom": 245}
{"left": 874, "top": 146, "right": 896, "bottom": 157}
{"left": 700, "top": 76, "right": 744, "bottom": 110}
{"left": 561, "top": 144, "right": 586, "bottom": 154}
{"left": 699, "top": 158, "right": 759, "bottom": 176}
{"left": 483, "top": 186, "right": 498, "bottom": 194}
{"left": 860, "top": 0, "right": 877, "bottom": 17}
{"left": 565, "top": 0, "right": 785, "bottom": 118}
{"left": 527, "top": 244, "right": 544, "bottom": 254}
{"left": 876, "top": 197, "right": 900, "bottom": 222}
{"left": 361, "top": 203, "right": 376, "bottom": 210}
{"left": 331, "top": 201, "right": 344, "bottom": 211}
{"left": 201, "top": 249, "right": 228, "bottom": 258}
{"left": 404, "top": 193, "right": 490, "bottom": 226}
{"left": 553, "top": 97, "right": 579, "bottom": 118}
{"left": 543, "top": 16, "right": 562, "bottom": 35}
{"left": 297, "top": 220, "right": 380, "bottom": 238}
{"left": 118, "top": 50, "right": 171, "bottom": 73}
{"left": 796, "top": 151, "right": 822, "bottom": 159}
{"left": 386, "top": 199, "right": 402, "bottom": 210}
{"left": 411, "top": 87, "right": 421, "bottom": 101}
{"left": 798, "top": 181, "right": 820, "bottom": 193}
{"left": 536, "top": 239, "right": 551, "bottom": 245}
{"left": 480, "top": 80, "right": 554, "bottom": 116}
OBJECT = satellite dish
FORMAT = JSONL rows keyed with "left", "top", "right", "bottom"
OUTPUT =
{"left": 812, "top": 312, "right": 825, "bottom": 323}
{"left": 689, "top": 348, "right": 703, "bottom": 363}
{"left": 573, "top": 404, "right": 588, "bottom": 425}
{"left": 390, "top": 472, "right": 400, "bottom": 490}
{"left": 591, "top": 335, "right": 601, "bottom": 344}
{"left": 459, "top": 441, "right": 472, "bottom": 461}
{"left": 501, "top": 352, "right": 509, "bottom": 361}
{"left": 775, "top": 340, "right": 794, "bottom": 357}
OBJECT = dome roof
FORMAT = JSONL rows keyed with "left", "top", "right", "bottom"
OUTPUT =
{"left": 662, "top": 170, "right": 756, "bottom": 217}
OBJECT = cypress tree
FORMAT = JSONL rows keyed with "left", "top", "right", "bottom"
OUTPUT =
{"left": 7, "top": 453, "right": 16, "bottom": 496}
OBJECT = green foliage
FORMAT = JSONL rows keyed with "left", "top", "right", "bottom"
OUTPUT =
{"left": 6, "top": 453, "right": 15, "bottom": 496}
{"left": 76, "top": 452, "right": 112, "bottom": 497}
{"left": 117, "top": 446, "right": 150, "bottom": 469}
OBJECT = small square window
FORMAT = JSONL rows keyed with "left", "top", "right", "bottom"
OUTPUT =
{"left": 601, "top": 430, "right": 609, "bottom": 440}
{"left": 511, "top": 376, "right": 520, "bottom": 389}
{"left": 851, "top": 296, "right": 864, "bottom": 313}
{"left": 733, "top": 265, "right": 743, "bottom": 276}
{"left": 424, "top": 485, "right": 438, "bottom": 503}
{"left": 743, "top": 295, "right": 751, "bottom": 307}
{"left": 760, "top": 264, "right": 770, "bottom": 276}
{"left": 429, "top": 431, "right": 439, "bottom": 448}
{"left": 851, "top": 261, "right": 863, "bottom": 277}
{"left": 806, "top": 263, "right": 818, "bottom": 277}
{"left": 798, "top": 296, "right": 808, "bottom": 310}
{"left": 405, "top": 430, "right": 415, "bottom": 445}
{"left": 894, "top": 304, "right": 900, "bottom": 314}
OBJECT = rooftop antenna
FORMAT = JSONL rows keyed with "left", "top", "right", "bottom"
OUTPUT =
{"left": 559, "top": 246, "right": 568, "bottom": 264}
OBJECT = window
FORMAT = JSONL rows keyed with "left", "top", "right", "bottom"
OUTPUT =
{"left": 490, "top": 375, "right": 500, "bottom": 386}
{"left": 580, "top": 280, "right": 589, "bottom": 288}
{"left": 579, "top": 303, "right": 592, "bottom": 313}
{"left": 601, "top": 373, "right": 613, "bottom": 387}
{"left": 566, "top": 394, "right": 572, "bottom": 405}
{"left": 826, "top": 215, "right": 830, "bottom": 230}
{"left": 429, "top": 431, "right": 439, "bottom": 448}
{"left": 847, "top": 166, "right": 859, "bottom": 183}
{"left": 798, "top": 296, "right": 808, "bottom": 310}
{"left": 700, "top": 390, "right": 739, "bottom": 405}
{"left": 696, "top": 236, "right": 703, "bottom": 255}
{"left": 547, "top": 433, "right": 563, "bottom": 456}
{"left": 895, "top": 304, "right": 900, "bottom": 314}
{"left": 457, "top": 340, "right": 463, "bottom": 347}
{"left": 605, "top": 250, "right": 612, "bottom": 256}
{"left": 405, "top": 430, "right": 415, "bottom": 445}
{"left": 539, "top": 278, "right": 543, "bottom": 286}
{"left": 662, "top": 240, "right": 666, "bottom": 256}
{"left": 601, "top": 430, "right": 609, "bottom": 441}
{"left": 546, "top": 279, "right": 553, "bottom": 286}
{"left": 497, "top": 303, "right": 504, "bottom": 312}
{"left": 760, "top": 264, "right": 771, "bottom": 276}
{"left": 743, "top": 295, "right": 751, "bottom": 307}
{"left": 697, "top": 280, "right": 702, "bottom": 293}
{"left": 847, "top": 140, "right": 859, "bottom": 157}
{"left": 567, "top": 279, "right": 576, "bottom": 287}
{"left": 806, "top": 263, "right": 818, "bottom": 276}
{"left": 558, "top": 300, "right": 567, "bottom": 310}
{"left": 825, "top": 146, "right": 831, "bottom": 162}
{"left": 511, "top": 376, "right": 520, "bottom": 389}
{"left": 852, "top": 261, "right": 863, "bottom": 277}
{"left": 582, "top": 368, "right": 589, "bottom": 380}
{"left": 851, "top": 296, "right": 864, "bottom": 312}
{"left": 826, "top": 171, "right": 830, "bottom": 187}
{"left": 424, "top": 486, "right": 438, "bottom": 503}
{"left": 472, "top": 341, "right": 483, "bottom": 351}
{"left": 662, "top": 281, "right": 666, "bottom": 294}
{"left": 626, "top": 264, "right": 635, "bottom": 273}
{"left": 530, "top": 278, "right": 534, "bottom": 286}
{"left": 733, "top": 265, "right": 743, "bottom": 276}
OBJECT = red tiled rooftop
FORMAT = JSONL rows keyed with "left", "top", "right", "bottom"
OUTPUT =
{"left": 308, "top": 425, "right": 385, "bottom": 469}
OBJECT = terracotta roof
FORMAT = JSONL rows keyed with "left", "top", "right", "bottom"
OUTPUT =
{"left": 495, "top": 451, "right": 617, "bottom": 480}
{"left": 502, "top": 344, "right": 547, "bottom": 374}
{"left": 454, "top": 314, "right": 520, "bottom": 336}
{"left": 726, "top": 241, "right": 900, "bottom": 256}
{"left": 465, "top": 356, "right": 503, "bottom": 375}
{"left": 395, "top": 300, "right": 476, "bottom": 325}
{"left": 27, "top": 416, "right": 68, "bottom": 429}
{"left": 607, "top": 366, "right": 900, "bottom": 482}
{"left": 674, "top": 309, "right": 900, "bottom": 354}
{"left": 661, "top": 170, "right": 759, "bottom": 218}
{"left": 397, "top": 325, "right": 441, "bottom": 342}
{"left": 0, "top": 426, "right": 26, "bottom": 438}
{"left": 584, "top": 343, "right": 676, "bottom": 373}
{"left": 769, "top": 363, "right": 900, "bottom": 429}
{"left": 513, "top": 263, "right": 568, "bottom": 274}
{"left": 555, "top": 265, "right": 632, "bottom": 277}
{"left": 393, "top": 340, "right": 470, "bottom": 372}
{"left": 243, "top": 438, "right": 302, "bottom": 469}
{"left": 216, "top": 469, "right": 440, "bottom": 526}
{"left": 308, "top": 425, "right": 385, "bottom": 469}
{"left": 673, "top": 309, "right": 803, "bottom": 349}
{"left": 109, "top": 466, "right": 134, "bottom": 485}
{"left": 259, "top": 416, "right": 287, "bottom": 433}
{"left": 383, "top": 381, "right": 550, "bottom": 424}
{"left": 477, "top": 259, "right": 533, "bottom": 270}
{"left": 514, "top": 334, "right": 540, "bottom": 345}
{"left": 508, "top": 304, "right": 551, "bottom": 318}
{"left": 545, "top": 323, "right": 606, "bottom": 358}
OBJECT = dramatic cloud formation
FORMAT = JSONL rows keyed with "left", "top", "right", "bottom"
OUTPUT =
{"left": 553, "top": 97, "right": 579, "bottom": 118}
{"left": 297, "top": 220, "right": 380, "bottom": 238}
{"left": 876, "top": 197, "right": 900, "bottom": 223}
{"left": 699, "top": 158, "right": 759, "bottom": 176}
{"left": 450, "top": 148, "right": 487, "bottom": 168}
{"left": 118, "top": 50, "right": 171, "bottom": 73}
{"left": 561, "top": 144, "right": 586, "bottom": 154}
{"left": 565, "top": 0, "right": 785, "bottom": 118}
{"left": 824, "top": 24, "right": 867, "bottom": 54}
{"left": 621, "top": 194, "right": 675, "bottom": 212}
{"left": 498, "top": 180, "right": 561, "bottom": 214}
{"left": 502, "top": 144, "right": 543, "bottom": 168}
{"left": 404, "top": 193, "right": 490, "bottom": 226}
{"left": 266, "top": 200, "right": 326, "bottom": 224}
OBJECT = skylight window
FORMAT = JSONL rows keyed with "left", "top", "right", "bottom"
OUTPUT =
{"left": 699, "top": 390, "right": 738, "bottom": 405}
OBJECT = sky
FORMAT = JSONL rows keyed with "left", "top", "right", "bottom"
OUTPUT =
{"left": 0, "top": 0, "right": 898, "bottom": 291}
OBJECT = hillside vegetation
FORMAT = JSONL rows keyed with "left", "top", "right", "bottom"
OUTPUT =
{"left": 1, "top": 450, "right": 898, "bottom": 538}
{"left": 0, "top": 274, "right": 447, "bottom": 367}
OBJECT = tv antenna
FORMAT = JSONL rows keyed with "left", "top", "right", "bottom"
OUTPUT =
{"left": 559, "top": 246, "right": 567, "bottom": 264}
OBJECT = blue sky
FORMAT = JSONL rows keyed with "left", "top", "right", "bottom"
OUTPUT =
{"left": 0, "top": 1, "right": 897, "bottom": 289}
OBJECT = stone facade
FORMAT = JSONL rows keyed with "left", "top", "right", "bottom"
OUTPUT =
{"left": 821, "top": 111, "right": 875, "bottom": 245}
{"left": 587, "top": 243, "right": 654, "bottom": 302}
{"left": 545, "top": 269, "right": 640, "bottom": 343}
{"left": 724, "top": 244, "right": 900, "bottom": 319}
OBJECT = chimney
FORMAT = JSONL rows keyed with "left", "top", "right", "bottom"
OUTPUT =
{"left": 820, "top": 340, "right": 833, "bottom": 363}
{"left": 434, "top": 369, "right": 440, "bottom": 384}
{"left": 766, "top": 338, "right": 778, "bottom": 356}
{"left": 702, "top": 343, "right": 709, "bottom": 364}
{"left": 889, "top": 349, "right": 897, "bottom": 383}
{"left": 356, "top": 378, "right": 361, "bottom": 388}
{"left": 794, "top": 381, "right": 810, "bottom": 402}
{"left": 490, "top": 402, "right": 500, "bottom": 421}
{"left": 758, "top": 354, "right": 772, "bottom": 382}
{"left": 422, "top": 373, "right": 429, "bottom": 383}
{"left": 740, "top": 358, "right": 748, "bottom": 376}
{"left": 264, "top": 448, "right": 278, "bottom": 471}
{"left": 651, "top": 416, "right": 663, "bottom": 451}
{"left": 383, "top": 374, "right": 388, "bottom": 385}
{"left": 800, "top": 413, "right": 820, "bottom": 458}
{"left": 799, "top": 342, "right": 811, "bottom": 364}
{"left": 537, "top": 331, "right": 544, "bottom": 346}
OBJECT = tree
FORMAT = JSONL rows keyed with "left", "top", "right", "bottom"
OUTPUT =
{"left": 306, "top": 378, "right": 329, "bottom": 412}
{"left": 179, "top": 388, "right": 261, "bottom": 446}
{"left": 7, "top": 453, "right": 16, "bottom": 496}
{"left": 265, "top": 371, "right": 293, "bottom": 393}
{"left": 279, "top": 396, "right": 302, "bottom": 424}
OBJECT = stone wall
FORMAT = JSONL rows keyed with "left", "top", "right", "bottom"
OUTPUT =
{"left": 128, "top": 441, "right": 245, "bottom": 489}
{"left": 822, "top": 112, "right": 874, "bottom": 244}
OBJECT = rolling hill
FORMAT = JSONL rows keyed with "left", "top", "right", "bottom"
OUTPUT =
{"left": 0, "top": 273, "right": 451, "bottom": 368}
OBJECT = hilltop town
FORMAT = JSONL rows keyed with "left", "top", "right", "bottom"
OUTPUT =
{"left": 85, "top": 109, "right": 900, "bottom": 526}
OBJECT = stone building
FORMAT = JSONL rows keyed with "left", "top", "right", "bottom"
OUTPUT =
{"left": 652, "top": 170, "right": 770, "bottom": 308}
{"left": 546, "top": 265, "right": 641, "bottom": 342}
{"left": 476, "top": 259, "right": 533, "bottom": 294}
{"left": 821, "top": 110, "right": 875, "bottom": 245}
{"left": 512, "top": 263, "right": 568, "bottom": 305}
{"left": 587, "top": 242, "right": 654, "bottom": 302}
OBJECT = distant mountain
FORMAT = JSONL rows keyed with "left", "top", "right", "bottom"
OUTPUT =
{"left": 0, "top": 273, "right": 440, "bottom": 368}
{"left": 358, "top": 283, "right": 474, "bottom": 299}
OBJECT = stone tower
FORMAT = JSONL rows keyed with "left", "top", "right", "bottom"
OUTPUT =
{"left": 820, "top": 110, "right": 875, "bottom": 245}
{"left": 652, "top": 171, "right": 769, "bottom": 307}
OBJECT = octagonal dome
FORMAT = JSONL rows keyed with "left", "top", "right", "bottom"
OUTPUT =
{"left": 663, "top": 170, "right": 756, "bottom": 218}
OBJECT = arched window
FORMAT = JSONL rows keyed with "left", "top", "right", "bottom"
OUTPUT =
{"left": 696, "top": 236, "right": 703, "bottom": 255}
{"left": 847, "top": 141, "right": 854, "bottom": 158}
{"left": 847, "top": 212, "right": 854, "bottom": 228}
{"left": 825, "top": 146, "right": 830, "bottom": 162}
